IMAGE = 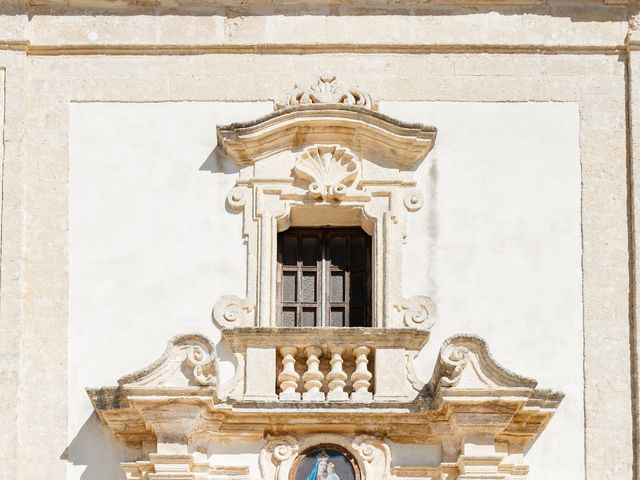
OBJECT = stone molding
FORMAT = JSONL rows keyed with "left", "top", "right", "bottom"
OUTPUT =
{"left": 122, "top": 454, "right": 250, "bottom": 480}
{"left": 213, "top": 99, "right": 437, "bottom": 330}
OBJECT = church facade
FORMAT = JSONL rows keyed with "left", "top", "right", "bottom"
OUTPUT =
{"left": 0, "top": 2, "right": 637, "bottom": 479}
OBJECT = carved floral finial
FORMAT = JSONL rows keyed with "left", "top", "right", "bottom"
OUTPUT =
{"left": 276, "top": 74, "right": 373, "bottom": 110}
{"left": 294, "top": 144, "right": 361, "bottom": 201}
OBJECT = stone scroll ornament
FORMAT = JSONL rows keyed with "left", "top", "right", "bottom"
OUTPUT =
{"left": 212, "top": 294, "right": 254, "bottom": 328}
{"left": 294, "top": 144, "right": 361, "bottom": 201}
{"left": 276, "top": 74, "right": 373, "bottom": 110}
{"left": 116, "top": 333, "right": 218, "bottom": 388}
{"left": 427, "top": 334, "right": 539, "bottom": 395}
{"left": 395, "top": 295, "right": 436, "bottom": 330}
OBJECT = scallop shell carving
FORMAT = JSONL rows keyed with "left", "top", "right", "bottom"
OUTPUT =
{"left": 294, "top": 144, "right": 361, "bottom": 201}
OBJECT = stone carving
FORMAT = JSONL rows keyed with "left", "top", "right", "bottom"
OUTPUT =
{"left": 260, "top": 435, "right": 300, "bottom": 480}
{"left": 294, "top": 144, "right": 361, "bottom": 201}
{"left": 212, "top": 294, "right": 254, "bottom": 328}
{"left": 326, "top": 346, "right": 348, "bottom": 401}
{"left": 90, "top": 331, "right": 562, "bottom": 480}
{"left": 302, "top": 345, "right": 325, "bottom": 401}
{"left": 351, "top": 435, "right": 391, "bottom": 479}
{"left": 117, "top": 333, "right": 217, "bottom": 388}
{"left": 403, "top": 190, "right": 424, "bottom": 212}
{"left": 278, "top": 346, "right": 301, "bottom": 400}
{"left": 405, "top": 351, "right": 425, "bottom": 392}
{"left": 350, "top": 346, "right": 373, "bottom": 402}
{"left": 259, "top": 433, "right": 391, "bottom": 480}
{"left": 215, "top": 103, "right": 438, "bottom": 329}
{"left": 427, "top": 334, "right": 539, "bottom": 395}
{"left": 394, "top": 295, "right": 436, "bottom": 330}
{"left": 217, "top": 351, "right": 245, "bottom": 401}
{"left": 276, "top": 74, "right": 373, "bottom": 110}
{"left": 227, "top": 186, "right": 248, "bottom": 210}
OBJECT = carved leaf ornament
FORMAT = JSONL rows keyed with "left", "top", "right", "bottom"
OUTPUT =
{"left": 277, "top": 74, "right": 373, "bottom": 110}
{"left": 294, "top": 145, "right": 361, "bottom": 201}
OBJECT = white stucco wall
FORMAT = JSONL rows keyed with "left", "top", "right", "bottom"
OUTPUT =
{"left": 68, "top": 100, "right": 582, "bottom": 480}
{"left": 382, "top": 101, "right": 583, "bottom": 480}
{"left": 68, "top": 102, "right": 273, "bottom": 480}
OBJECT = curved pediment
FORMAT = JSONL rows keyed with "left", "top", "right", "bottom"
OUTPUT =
{"left": 216, "top": 103, "right": 437, "bottom": 167}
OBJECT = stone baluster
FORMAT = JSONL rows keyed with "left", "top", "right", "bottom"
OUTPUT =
{"left": 278, "top": 346, "right": 301, "bottom": 401}
{"left": 326, "top": 346, "right": 348, "bottom": 401}
{"left": 350, "top": 346, "right": 373, "bottom": 402}
{"left": 302, "top": 346, "right": 325, "bottom": 401}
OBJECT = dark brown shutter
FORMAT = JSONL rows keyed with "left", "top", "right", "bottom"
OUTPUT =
{"left": 277, "top": 228, "right": 371, "bottom": 327}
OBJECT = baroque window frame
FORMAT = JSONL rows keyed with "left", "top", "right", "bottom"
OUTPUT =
{"left": 212, "top": 88, "right": 438, "bottom": 332}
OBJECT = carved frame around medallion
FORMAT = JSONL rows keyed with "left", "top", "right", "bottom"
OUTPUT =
{"left": 260, "top": 433, "right": 389, "bottom": 480}
{"left": 287, "top": 444, "right": 361, "bottom": 480}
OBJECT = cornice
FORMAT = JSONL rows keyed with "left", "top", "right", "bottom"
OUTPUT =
{"left": 217, "top": 104, "right": 437, "bottom": 166}
{"left": 0, "top": 0, "right": 632, "bottom": 7}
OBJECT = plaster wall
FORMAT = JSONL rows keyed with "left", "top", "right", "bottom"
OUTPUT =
{"left": 68, "top": 100, "right": 582, "bottom": 479}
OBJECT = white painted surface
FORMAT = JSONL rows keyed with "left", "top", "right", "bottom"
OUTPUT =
{"left": 69, "top": 100, "right": 582, "bottom": 479}
{"left": 382, "top": 101, "right": 583, "bottom": 480}
{"left": 68, "top": 101, "right": 273, "bottom": 480}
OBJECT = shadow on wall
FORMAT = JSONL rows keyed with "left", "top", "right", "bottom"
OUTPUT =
{"left": 62, "top": 412, "right": 129, "bottom": 480}
{"left": 199, "top": 145, "right": 239, "bottom": 175}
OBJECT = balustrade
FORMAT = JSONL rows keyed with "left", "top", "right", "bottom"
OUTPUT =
{"left": 222, "top": 327, "right": 429, "bottom": 404}
{"left": 276, "top": 343, "right": 373, "bottom": 402}
{"left": 277, "top": 346, "right": 300, "bottom": 400}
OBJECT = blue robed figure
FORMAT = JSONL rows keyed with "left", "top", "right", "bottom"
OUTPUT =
{"left": 305, "top": 451, "right": 329, "bottom": 480}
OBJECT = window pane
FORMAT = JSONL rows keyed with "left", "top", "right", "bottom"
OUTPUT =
{"left": 328, "top": 236, "right": 346, "bottom": 267}
{"left": 282, "top": 308, "right": 296, "bottom": 327}
{"left": 282, "top": 271, "right": 297, "bottom": 302}
{"left": 349, "top": 308, "right": 365, "bottom": 327}
{"left": 351, "top": 236, "right": 366, "bottom": 266}
{"left": 282, "top": 235, "right": 298, "bottom": 265}
{"left": 331, "top": 272, "right": 344, "bottom": 302}
{"left": 350, "top": 272, "right": 365, "bottom": 304}
{"left": 302, "top": 272, "right": 316, "bottom": 302}
{"left": 301, "top": 308, "right": 316, "bottom": 327}
{"left": 301, "top": 236, "right": 319, "bottom": 266}
{"left": 330, "top": 308, "right": 345, "bottom": 327}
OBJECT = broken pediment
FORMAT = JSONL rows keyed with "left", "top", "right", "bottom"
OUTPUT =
{"left": 89, "top": 330, "right": 562, "bottom": 442}
{"left": 427, "top": 334, "right": 541, "bottom": 394}
{"left": 116, "top": 333, "right": 218, "bottom": 391}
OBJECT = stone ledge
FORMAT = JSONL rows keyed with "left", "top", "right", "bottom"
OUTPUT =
{"left": 222, "top": 326, "right": 430, "bottom": 350}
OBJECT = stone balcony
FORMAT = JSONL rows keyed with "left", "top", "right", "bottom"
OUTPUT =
{"left": 221, "top": 327, "right": 428, "bottom": 404}
{"left": 88, "top": 328, "right": 562, "bottom": 480}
